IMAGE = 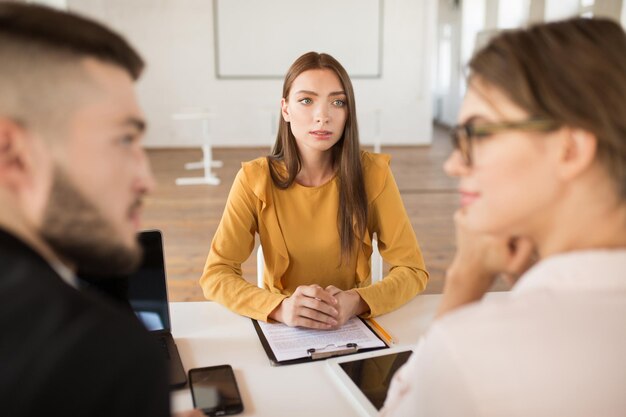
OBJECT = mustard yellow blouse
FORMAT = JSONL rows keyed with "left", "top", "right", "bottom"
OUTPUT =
{"left": 200, "top": 152, "right": 428, "bottom": 322}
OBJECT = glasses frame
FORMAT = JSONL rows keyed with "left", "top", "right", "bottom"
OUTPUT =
{"left": 450, "top": 118, "right": 559, "bottom": 166}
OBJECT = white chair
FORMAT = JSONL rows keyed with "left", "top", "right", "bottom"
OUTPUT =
{"left": 256, "top": 236, "right": 384, "bottom": 288}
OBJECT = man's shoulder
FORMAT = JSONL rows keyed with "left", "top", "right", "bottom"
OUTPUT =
{"left": 0, "top": 230, "right": 148, "bottom": 340}
{"left": 0, "top": 254, "right": 167, "bottom": 415}
{"left": 1, "top": 254, "right": 157, "bottom": 360}
{"left": 2, "top": 253, "right": 138, "bottom": 331}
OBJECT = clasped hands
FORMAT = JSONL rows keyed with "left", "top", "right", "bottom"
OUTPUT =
{"left": 269, "top": 284, "right": 369, "bottom": 330}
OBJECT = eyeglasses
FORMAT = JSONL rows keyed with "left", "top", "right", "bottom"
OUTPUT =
{"left": 450, "top": 118, "right": 559, "bottom": 166}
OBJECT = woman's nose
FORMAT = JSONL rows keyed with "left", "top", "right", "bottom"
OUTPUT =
{"left": 443, "top": 149, "right": 470, "bottom": 178}
{"left": 315, "top": 104, "right": 330, "bottom": 124}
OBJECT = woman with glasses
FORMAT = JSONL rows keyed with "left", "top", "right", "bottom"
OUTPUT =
{"left": 382, "top": 18, "right": 626, "bottom": 416}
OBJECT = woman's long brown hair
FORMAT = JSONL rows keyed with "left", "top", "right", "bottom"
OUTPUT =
{"left": 267, "top": 52, "right": 367, "bottom": 263}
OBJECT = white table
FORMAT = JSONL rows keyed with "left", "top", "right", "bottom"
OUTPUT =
{"left": 169, "top": 294, "right": 449, "bottom": 416}
{"left": 172, "top": 110, "right": 223, "bottom": 186}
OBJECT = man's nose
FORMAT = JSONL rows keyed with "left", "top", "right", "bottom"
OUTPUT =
{"left": 136, "top": 149, "right": 156, "bottom": 194}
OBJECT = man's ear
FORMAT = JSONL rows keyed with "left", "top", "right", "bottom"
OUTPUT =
{"left": 280, "top": 98, "right": 290, "bottom": 122}
{"left": 0, "top": 118, "right": 33, "bottom": 189}
{"left": 557, "top": 128, "right": 598, "bottom": 181}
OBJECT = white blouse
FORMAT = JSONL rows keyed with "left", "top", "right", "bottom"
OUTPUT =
{"left": 381, "top": 249, "right": 626, "bottom": 417}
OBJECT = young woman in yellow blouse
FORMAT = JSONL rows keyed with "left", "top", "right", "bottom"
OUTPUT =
{"left": 200, "top": 52, "right": 428, "bottom": 329}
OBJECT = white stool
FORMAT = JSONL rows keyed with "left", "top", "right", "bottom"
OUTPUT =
{"left": 172, "top": 109, "right": 223, "bottom": 186}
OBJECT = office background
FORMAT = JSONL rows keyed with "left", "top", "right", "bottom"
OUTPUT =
{"left": 20, "top": 0, "right": 626, "bottom": 300}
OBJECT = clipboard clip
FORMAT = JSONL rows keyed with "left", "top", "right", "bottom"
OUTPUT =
{"left": 307, "top": 343, "right": 358, "bottom": 360}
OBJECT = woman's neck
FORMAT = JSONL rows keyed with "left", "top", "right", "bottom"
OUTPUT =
{"left": 296, "top": 149, "right": 336, "bottom": 187}
{"left": 540, "top": 203, "right": 626, "bottom": 258}
{"left": 533, "top": 174, "right": 626, "bottom": 258}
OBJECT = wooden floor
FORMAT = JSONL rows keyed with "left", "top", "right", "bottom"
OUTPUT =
{"left": 144, "top": 125, "right": 509, "bottom": 302}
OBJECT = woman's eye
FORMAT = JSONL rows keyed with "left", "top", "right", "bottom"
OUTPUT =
{"left": 120, "top": 134, "right": 136, "bottom": 145}
{"left": 470, "top": 126, "right": 493, "bottom": 139}
{"left": 299, "top": 98, "right": 312, "bottom": 105}
{"left": 333, "top": 99, "right": 346, "bottom": 107}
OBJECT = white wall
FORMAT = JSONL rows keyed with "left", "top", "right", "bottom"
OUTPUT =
{"left": 593, "top": 0, "right": 623, "bottom": 19}
{"left": 69, "top": 0, "right": 436, "bottom": 148}
{"left": 433, "top": 0, "right": 462, "bottom": 126}
{"left": 215, "top": 0, "right": 381, "bottom": 78}
{"left": 433, "top": 0, "right": 626, "bottom": 128}
{"left": 544, "top": 0, "right": 580, "bottom": 20}
{"left": 498, "top": 0, "right": 530, "bottom": 28}
{"left": 27, "top": 0, "right": 67, "bottom": 9}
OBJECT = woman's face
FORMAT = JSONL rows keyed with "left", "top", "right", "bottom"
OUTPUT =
{"left": 281, "top": 69, "right": 348, "bottom": 159}
{"left": 444, "top": 79, "right": 563, "bottom": 237}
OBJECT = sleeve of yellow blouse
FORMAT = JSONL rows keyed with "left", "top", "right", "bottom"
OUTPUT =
{"left": 199, "top": 168, "right": 287, "bottom": 322}
{"left": 355, "top": 166, "right": 429, "bottom": 318}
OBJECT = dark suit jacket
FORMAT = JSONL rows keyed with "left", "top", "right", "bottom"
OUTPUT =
{"left": 0, "top": 228, "right": 170, "bottom": 416}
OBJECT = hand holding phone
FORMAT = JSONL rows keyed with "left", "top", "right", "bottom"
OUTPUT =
{"left": 189, "top": 365, "right": 244, "bottom": 416}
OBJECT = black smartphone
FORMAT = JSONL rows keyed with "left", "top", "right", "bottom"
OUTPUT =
{"left": 188, "top": 365, "right": 244, "bottom": 416}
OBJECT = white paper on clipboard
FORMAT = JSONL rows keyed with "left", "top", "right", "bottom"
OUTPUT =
{"left": 257, "top": 317, "right": 385, "bottom": 362}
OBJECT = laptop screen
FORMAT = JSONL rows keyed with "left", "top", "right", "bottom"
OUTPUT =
{"left": 128, "top": 230, "right": 171, "bottom": 332}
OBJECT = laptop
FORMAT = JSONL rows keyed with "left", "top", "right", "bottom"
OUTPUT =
{"left": 128, "top": 229, "right": 187, "bottom": 389}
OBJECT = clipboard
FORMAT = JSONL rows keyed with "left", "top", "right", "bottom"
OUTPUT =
{"left": 251, "top": 317, "right": 389, "bottom": 366}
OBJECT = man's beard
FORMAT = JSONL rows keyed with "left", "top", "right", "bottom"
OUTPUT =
{"left": 40, "top": 166, "right": 142, "bottom": 277}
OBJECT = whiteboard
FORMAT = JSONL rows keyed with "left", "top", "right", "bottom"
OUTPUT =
{"left": 213, "top": 0, "right": 383, "bottom": 78}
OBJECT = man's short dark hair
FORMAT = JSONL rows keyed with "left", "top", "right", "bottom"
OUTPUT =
{"left": 0, "top": 2, "right": 143, "bottom": 79}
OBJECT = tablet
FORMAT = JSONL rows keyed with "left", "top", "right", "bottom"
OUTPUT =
{"left": 327, "top": 347, "right": 413, "bottom": 417}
